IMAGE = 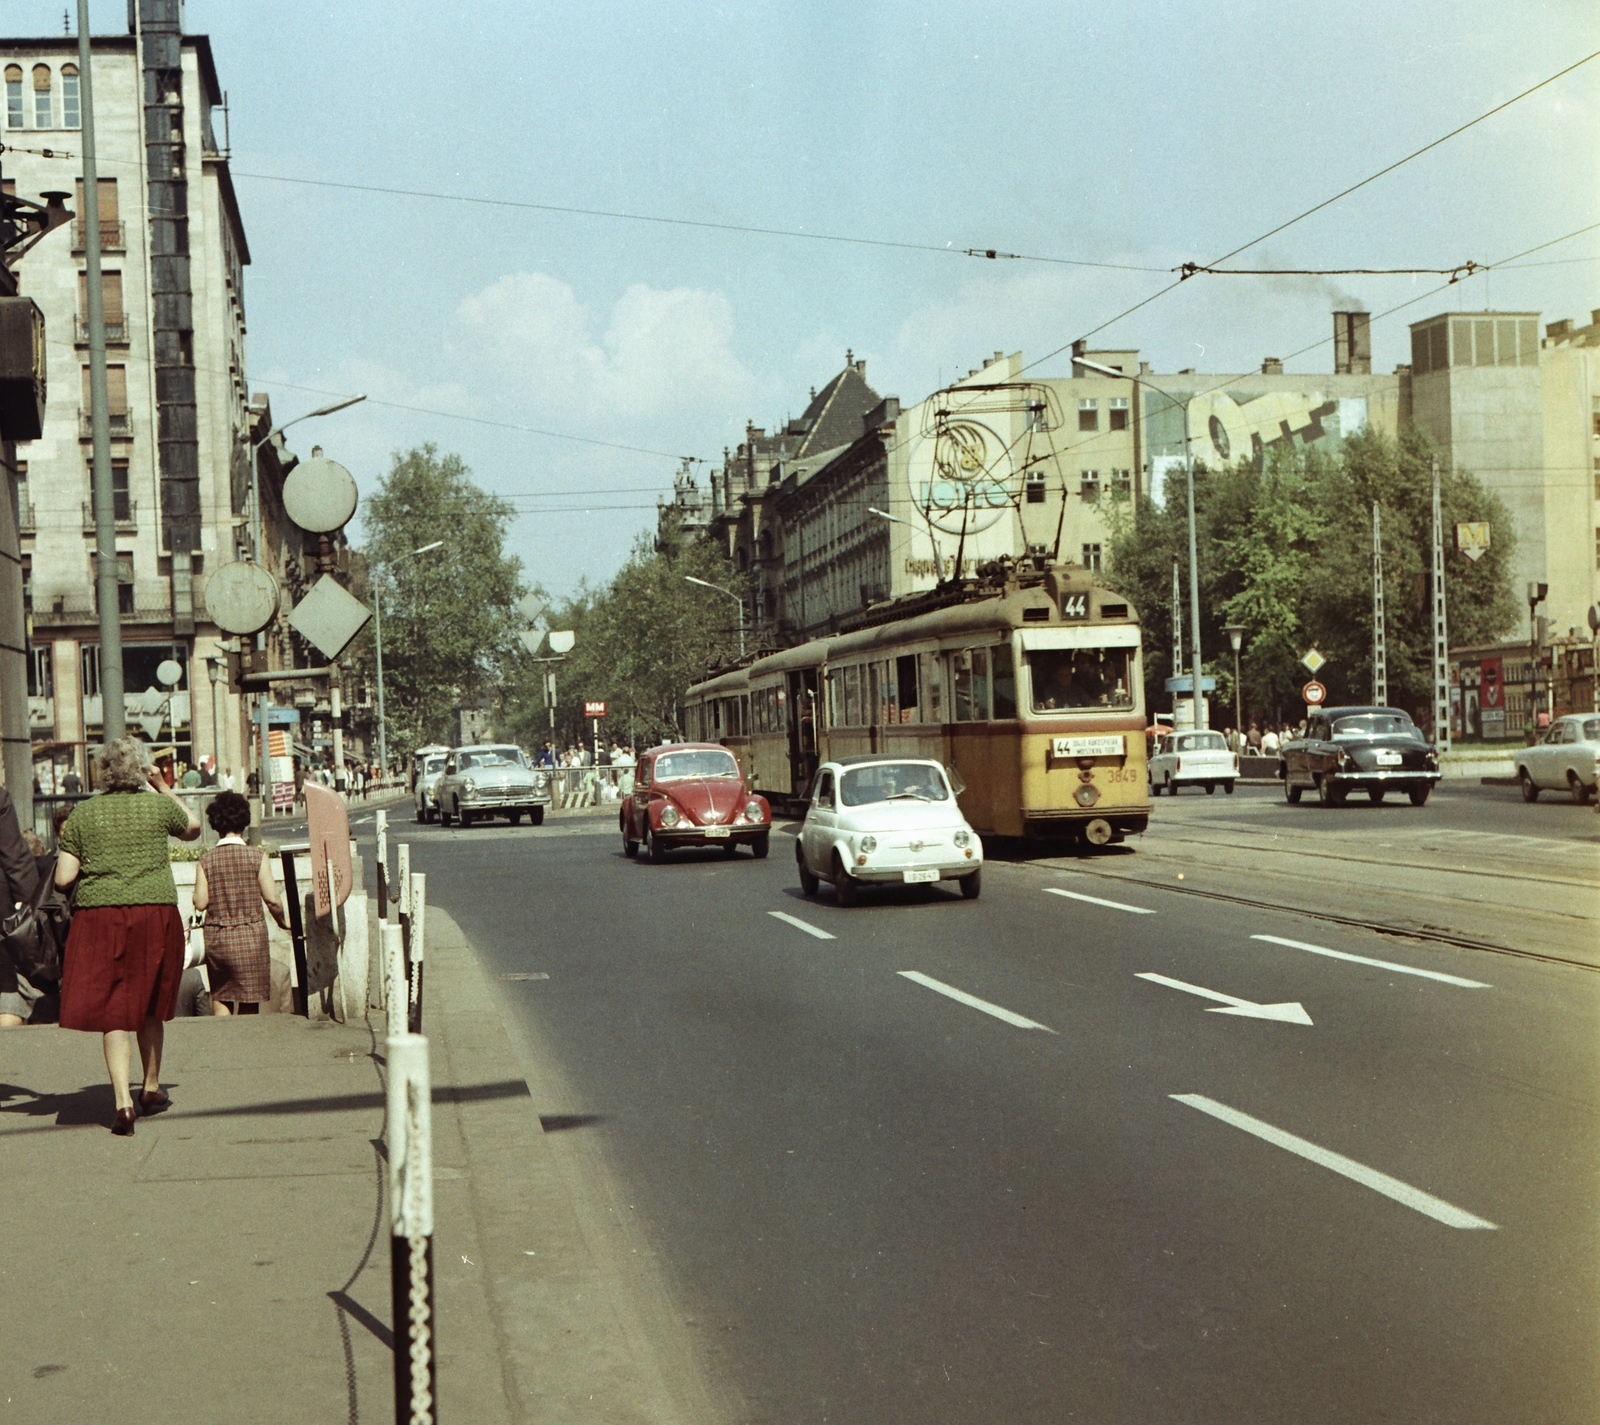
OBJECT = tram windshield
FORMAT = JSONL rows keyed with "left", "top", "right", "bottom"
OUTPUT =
{"left": 839, "top": 762, "right": 950, "bottom": 806}
{"left": 1028, "top": 648, "right": 1135, "bottom": 711}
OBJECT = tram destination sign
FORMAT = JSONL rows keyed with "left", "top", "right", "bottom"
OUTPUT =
{"left": 1052, "top": 735, "right": 1125, "bottom": 758}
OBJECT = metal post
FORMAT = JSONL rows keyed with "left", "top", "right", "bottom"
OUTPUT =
{"left": 407, "top": 871, "right": 426, "bottom": 1035}
{"left": 1430, "top": 457, "right": 1451, "bottom": 751}
{"left": 1372, "top": 501, "right": 1388, "bottom": 707}
{"left": 79, "top": 0, "right": 123, "bottom": 740}
{"left": 331, "top": 677, "right": 344, "bottom": 792}
{"left": 1171, "top": 554, "right": 1182, "bottom": 718}
{"left": 1232, "top": 646, "right": 1243, "bottom": 740}
{"left": 375, "top": 808, "right": 388, "bottom": 921}
{"left": 375, "top": 587, "right": 388, "bottom": 782}
{"left": 386, "top": 1032, "right": 437, "bottom": 1425}
{"left": 1182, "top": 408, "right": 1205, "bottom": 731}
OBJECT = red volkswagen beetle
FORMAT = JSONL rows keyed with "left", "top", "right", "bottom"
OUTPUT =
{"left": 621, "top": 743, "right": 771, "bottom": 862}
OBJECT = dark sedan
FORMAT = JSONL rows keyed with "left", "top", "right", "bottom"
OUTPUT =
{"left": 1281, "top": 706, "right": 1441, "bottom": 806}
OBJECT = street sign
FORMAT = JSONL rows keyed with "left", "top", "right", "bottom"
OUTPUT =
{"left": 1456, "top": 522, "right": 1490, "bottom": 562}
{"left": 205, "top": 559, "right": 281, "bottom": 636}
{"left": 1303, "top": 680, "right": 1327, "bottom": 705}
{"left": 282, "top": 457, "right": 359, "bottom": 534}
{"left": 583, "top": 701, "right": 607, "bottom": 718}
{"left": 516, "top": 593, "right": 547, "bottom": 626}
{"left": 288, "top": 575, "right": 373, "bottom": 660}
{"left": 518, "top": 628, "right": 545, "bottom": 655}
{"left": 1300, "top": 648, "right": 1326, "bottom": 675}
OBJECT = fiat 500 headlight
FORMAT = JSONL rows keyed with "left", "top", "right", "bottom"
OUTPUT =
{"left": 745, "top": 800, "right": 765, "bottom": 822}
{"left": 660, "top": 806, "right": 680, "bottom": 827}
{"left": 953, "top": 828, "right": 971, "bottom": 848}
{"left": 859, "top": 835, "right": 877, "bottom": 853}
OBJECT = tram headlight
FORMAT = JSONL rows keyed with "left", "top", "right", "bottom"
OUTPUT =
{"left": 660, "top": 805, "right": 680, "bottom": 828}
{"left": 953, "top": 829, "right": 971, "bottom": 848}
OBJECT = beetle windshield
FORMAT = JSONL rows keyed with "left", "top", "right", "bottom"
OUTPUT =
{"left": 839, "top": 762, "right": 950, "bottom": 806}
{"left": 1028, "top": 648, "right": 1134, "bottom": 711}
{"left": 1176, "top": 732, "right": 1227, "bottom": 751}
{"left": 655, "top": 749, "right": 740, "bottom": 780}
{"left": 1331, "top": 714, "right": 1419, "bottom": 739}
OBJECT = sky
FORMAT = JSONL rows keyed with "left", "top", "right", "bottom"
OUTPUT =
{"left": 15, "top": 1, "right": 1600, "bottom": 595}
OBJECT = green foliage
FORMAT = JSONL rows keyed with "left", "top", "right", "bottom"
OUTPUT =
{"left": 349, "top": 446, "right": 523, "bottom": 755}
{"left": 500, "top": 526, "right": 748, "bottom": 750}
{"left": 1107, "top": 429, "right": 1518, "bottom": 726}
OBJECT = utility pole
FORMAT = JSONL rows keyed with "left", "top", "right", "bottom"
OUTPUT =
{"left": 1430, "top": 457, "right": 1451, "bottom": 751}
{"left": 1372, "top": 501, "right": 1387, "bottom": 707}
{"left": 80, "top": 0, "right": 124, "bottom": 740}
{"left": 1171, "top": 554, "right": 1183, "bottom": 722}
{"left": 374, "top": 587, "right": 387, "bottom": 779}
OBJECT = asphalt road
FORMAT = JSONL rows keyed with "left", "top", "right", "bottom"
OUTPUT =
{"left": 392, "top": 796, "right": 1598, "bottom": 1424}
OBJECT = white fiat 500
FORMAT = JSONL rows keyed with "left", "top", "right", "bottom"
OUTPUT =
{"left": 1148, "top": 729, "right": 1238, "bottom": 795}
{"left": 797, "top": 755, "right": 983, "bottom": 905}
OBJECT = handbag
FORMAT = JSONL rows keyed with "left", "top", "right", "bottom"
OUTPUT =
{"left": 184, "top": 912, "right": 207, "bottom": 971}
{"left": 2, "top": 863, "right": 62, "bottom": 984}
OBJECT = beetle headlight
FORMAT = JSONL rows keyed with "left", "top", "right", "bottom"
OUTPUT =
{"left": 660, "top": 805, "right": 680, "bottom": 827}
{"left": 745, "top": 799, "right": 765, "bottom": 822}
{"left": 859, "top": 835, "right": 877, "bottom": 853}
{"left": 953, "top": 828, "right": 971, "bottom": 848}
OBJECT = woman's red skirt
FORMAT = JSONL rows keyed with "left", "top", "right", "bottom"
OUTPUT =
{"left": 59, "top": 904, "right": 185, "bottom": 1033}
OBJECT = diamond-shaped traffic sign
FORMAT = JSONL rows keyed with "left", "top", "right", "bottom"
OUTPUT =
{"left": 1300, "top": 648, "right": 1326, "bottom": 675}
{"left": 288, "top": 575, "right": 373, "bottom": 661}
{"left": 518, "top": 627, "right": 546, "bottom": 655}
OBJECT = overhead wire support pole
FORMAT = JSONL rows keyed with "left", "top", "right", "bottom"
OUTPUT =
{"left": 79, "top": 0, "right": 124, "bottom": 740}
{"left": 1372, "top": 502, "right": 1388, "bottom": 707}
{"left": 1431, "top": 458, "right": 1451, "bottom": 752}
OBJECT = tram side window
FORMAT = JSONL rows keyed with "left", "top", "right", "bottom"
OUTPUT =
{"left": 895, "top": 654, "right": 919, "bottom": 723}
{"left": 923, "top": 651, "right": 942, "bottom": 723}
{"left": 844, "top": 665, "right": 862, "bottom": 726}
{"left": 953, "top": 648, "right": 990, "bottom": 722}
{"left": 1027, "top": 647, "right": 1135, "bottom": 710}
{"left": 992, "top": 643, "right": 1017, "bottom": 719}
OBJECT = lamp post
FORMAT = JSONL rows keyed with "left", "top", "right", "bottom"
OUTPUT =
{"left": 375, "top": 541, "right": 444, "bottom": 785}
{"left": 1074, "top": 355, "right": 1207, "bottom": 729}
{"left": 868, "top": 506, "right": 945, "bottom": 584}
{"left": 206, "top": 656, "right": 224, "bottom": 782}
{"left": 684, "top": 575, "right": 745, "bottom": 658}
{"left": 1222, "top": 623, "right": 1247, "bottom": 749}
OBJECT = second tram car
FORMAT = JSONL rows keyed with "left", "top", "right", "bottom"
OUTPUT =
{"left": 683, "top": 560, "right": 1149, "bottom": 844}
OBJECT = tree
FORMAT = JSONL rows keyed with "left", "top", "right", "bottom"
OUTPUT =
{"left": 349, "top": 445, "right": 522, "bottom": 756}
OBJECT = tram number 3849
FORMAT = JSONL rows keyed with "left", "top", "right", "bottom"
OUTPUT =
{"left": 1061, "top": 593, "right": 1089, "bottom": 618}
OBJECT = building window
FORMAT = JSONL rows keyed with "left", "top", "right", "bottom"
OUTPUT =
{"left": 4, "top": 66, "right": 22, "bottom": 128}
{"left": 31, "top": 65, "right": 51, "bottom": 129}
{"left": 1595, "top": 527, "right": 1600, "bottom": 571}
{"left": 80, "top": 363, "right": 130, "bottom": 431}
{"left": 1593, "top": 397, "right": 1600, "bottom": 440}
{"left": 27, "top": 644, "right": 50, "bottom": 697}
{"left": 1079, "top": 469, "right": 1101, "bottom": 500}
{"left": 1111, "top": 468, "right": 1132, "bottom": 499}
{"left": 1025, "top": 401, "right": 1047, "bottom": 433}
{"left": 1078, "top": 398, "right": 1099, "bottom": 432}
{"left": 1108, "top": 396, "right": 1129, "bottom": 431}
{"left": 73, "top": 177, "right": 121, "bottom": 249}
{"left": 15, "top": 460, "right": 30, "bottom": 530}
{"left": 20, "top": 554, "right": 32, "bottom": 615}
{"left": 60, "top": 63, "right": 79, "bottom": 129}
{"left": 1025, "top": 470, "right": 1047, "bottom": 504}
{"left": 1082, "top": 543, "right": 1102, "bottom": 571}
{"left": 78, "top": 269, "right": 125, "bottom": 341}
{"left": 1593, "top": 458, "right": 1600, "bottom": 501}
{"left": 91, "top": 552, "right": 135, "bottom": 615}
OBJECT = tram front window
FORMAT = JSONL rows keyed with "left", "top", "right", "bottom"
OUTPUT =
{"left": 1028, "top": 648, "right": 1134, "bottom": 711}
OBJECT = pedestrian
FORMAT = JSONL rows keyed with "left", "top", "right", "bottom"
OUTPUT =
{"left": 1261, "top": 726, "right": 1280, "bottom": 756}
{"left": 53, "top": 737, "right": 202, "bottom": 1134}
{"left": 181, "top": 762, "right": 201, "bottom": 789}
{"left": 62, "top": 767, "right": 82, "bottom": 795}
{"left": 0, "top": 778, "right": 42, "bottom": 1030}
{"left": 1246, "top": 722, "right": 1262, "bottom": 753}
{"left": 246, "top": 768, "right": 259, "bottom": 798}
{"left": 193, "top": 791, "right": 285, "bottom": 1017}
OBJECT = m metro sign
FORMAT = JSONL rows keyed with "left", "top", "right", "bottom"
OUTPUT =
{"left": 583, "top": 701, "right": 607, "bottom": 718}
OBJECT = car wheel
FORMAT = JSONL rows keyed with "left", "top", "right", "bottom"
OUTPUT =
{"left": 721, "top": 841, "right": 738, "bottom": 857}
{"left": 1165, "top": 775, "right": 1175, "bottom": 796}
{"left": 648, "top": 828, "right": 669, "bottom": 864}
{"left": 529, "top": 806, "right": 545, "bottom": 826}
{"left": 1204, "top": 782, "right": 1215, "bottom": 795}
{"left": 1368, "top": 788, "right": 1386, "bottom": 804}
{"left": 459, "top": 806, "right": 474, "bottom": 827}
{"left": 414, "top": 802, "right": 424, "bottom": 824}
{"left": 1223, "top": 781, "right": 1235, "bottom": 795}
{"left": 1408, "top": 784, "right": 1432, "bottom": 806}
{"left": 1569, "top": 773, "right": 1588, "bottom": 806}
{"left": 1317, "top": 775, "right": 1343, "bottom": 807}
{"left": 1285, "top": 779, "right": 1302, "bottom": 804}
{"left": 752, "top": 832, "right": 770, "bottom": 860}
{"left": 508, "top": 811, "right": 523, "bottom": 826}
{"left": 832, "top": 853, "right": 859, "bottom": 906}
{"left": 1520, "top": 769, "right": 1539, "bottom": 803}
{"left": 959, "top": 868, "right": 982, "bottom": 900}
{"left": 796, "top": 842, "right": 818, "bottom": 896}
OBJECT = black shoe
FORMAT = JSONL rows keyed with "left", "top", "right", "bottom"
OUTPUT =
{"left": 137, "top": 1089, "right": 171, "bottom": 1115}
{"left": 111, "top": 1107, "right": 137, "bottom": 1136}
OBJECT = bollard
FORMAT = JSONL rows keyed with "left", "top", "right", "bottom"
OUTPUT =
{"left": 280, "top": 848, "right": 310, "bottom": 1017}
{"left": 383, "top": 921, "right": 407, "bottom": 1041}
{"left": 386, "top": 1033, "right": 436, "bottom": 1425}
{"left": 407, "top": 872, "right": 427, "bottom": 1035}
{"left": 375, "top": 810, "right": 389, "bottom": 921}
{"left": 397, "top": 843, "right": 411, "bottom": 918}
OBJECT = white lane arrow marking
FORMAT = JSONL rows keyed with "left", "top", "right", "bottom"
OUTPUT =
{"left": 768, "top": 910, "right": 835, "bottom": 940}
{"left": 897, "top": 971, "right": 1057, "bottom": 1032}
{"left": 1136, "top": 971, "right": 1313, "bottom": 1024}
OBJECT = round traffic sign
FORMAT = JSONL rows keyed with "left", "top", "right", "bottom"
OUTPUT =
{"left": 1303, "top": 680, "right": 1327, "bottom": 705}
{"left": 204, "top": 559, "right": 281, "bottom": 636}
{"left": 282, "top": 457, "right": 359, "bottom": 534}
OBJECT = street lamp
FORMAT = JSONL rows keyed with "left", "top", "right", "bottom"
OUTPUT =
{"left": 1074, "top": 355, "right": 1207, "bottom": 729}
{"left": 206, "top": 655, "right": 224, "bottom": 783}
{"left": 684, "top": 575, "right": 746, "bottom": 658}
{"left": 1222, "top": 623, "right": 1247, "bottom": 748}
{"left": 375, "top": 540, "right": 445, "bottom": 784}
{"left": 868, "top": 506, "right": 945, "bottom": 583}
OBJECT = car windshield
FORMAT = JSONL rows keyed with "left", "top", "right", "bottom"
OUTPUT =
{"left": 655, "top": 750, "right": 740, "bottom": 780}
{"left": 459, "top": 748, "right": 527, "bottom": 771}
{"left": 1176, "top": 733, "right": 1227, "bottom": 751}
{"left": 1331, "top": 714, "right": 1419, "bottom": 739}
{"left": 424, "top": 757, "right": 446, "bottom": 775}
{"left": 1027, "top": 648, "right": 1135, "bottom": 711}
{"left": 839, "top": 762, "right": 950, "bottom": 806}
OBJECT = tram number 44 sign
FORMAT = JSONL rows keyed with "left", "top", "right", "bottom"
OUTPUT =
{"left": 1302, "top": 681, "right": 1327, "bottom": 706}
{"left": 583, "top": 701, "right": 607, "bottom": 718}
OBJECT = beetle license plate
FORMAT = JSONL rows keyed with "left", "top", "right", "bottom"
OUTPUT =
{"left": 903, "top": 868, "right": 939, "bottom": 883}
{"left": 703, "top": 826, "right": 730, "bottom": 838}
{"left": 1375, "top": 750, "right": 1402, "bottom": 766}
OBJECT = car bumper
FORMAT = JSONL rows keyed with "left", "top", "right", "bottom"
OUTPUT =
{"left": 1329, "top": 769, "right": 1440, "bottom": 785}
{"left": 655, "top": 824, "right": 769, "bottom": 846}
{"left": 851, "top": 857, "right": 980, "bottom": 884}
{"left": 460, "top": 793, "right": 553, "bottom": 809}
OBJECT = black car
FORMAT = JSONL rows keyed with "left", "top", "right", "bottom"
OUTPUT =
{"left": 1280, "top": 706, "right": 1441, "bottom": 806}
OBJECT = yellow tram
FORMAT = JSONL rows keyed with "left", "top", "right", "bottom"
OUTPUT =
{"left": 683, "top": 561, "right": 1150, "bottom": 845}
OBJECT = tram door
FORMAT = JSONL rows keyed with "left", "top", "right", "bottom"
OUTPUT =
{"left": 788, "top": 668, "right": 820, "bottom": 798}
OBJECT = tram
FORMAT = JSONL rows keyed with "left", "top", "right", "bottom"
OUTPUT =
{"left": 683, "top": 559, "right": 1150, "bottom": 845}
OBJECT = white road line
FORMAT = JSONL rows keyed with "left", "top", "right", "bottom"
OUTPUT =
{"left": 1170, "top": 1094, "right": 1497, "bottom": 1230}
{"left": 768, "top": 910, "right": 836, "bottom": 941}
{"left": 1250, "top": 934, "right": 1490, "bottom": 988}
{"left": 1135, "top": 972, "right": 1313, "bottom": 1024}
{"left": 1045, "top": 887, "right": 1156, "bottom": 915}
{"left": 896, "top": 971, "right": 1057, "bottom": 1032}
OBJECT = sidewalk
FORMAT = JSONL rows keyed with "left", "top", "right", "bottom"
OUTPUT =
{"left": 0, "top": 907, "right": 725, "bottom": 1423}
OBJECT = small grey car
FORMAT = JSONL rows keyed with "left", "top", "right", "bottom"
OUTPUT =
{"left": 435, "top": 744, "right": 551, "bottom": 826}
{"left": 1514, "top": 714, "right": 1600, "bottom": 804}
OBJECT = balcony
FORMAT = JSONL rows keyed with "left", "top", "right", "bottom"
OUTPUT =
{"left": 72, "top": 220, "right": 126, "bottom": 252}
{"left": 81, "top": 499, "right": 137, "bottom": 534}
{"left": 78, "top": 409, "right": 132, "bottom": 440}
{"left": 75, "top": 316, "right": 129, "bottom": 345}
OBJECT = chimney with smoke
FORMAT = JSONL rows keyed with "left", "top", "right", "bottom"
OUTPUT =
{"left": 1334, "top": 311, "right": 1371, "bottom": 375}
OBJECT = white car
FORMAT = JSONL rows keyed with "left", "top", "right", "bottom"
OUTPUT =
{"left": 796, "top": 755, "right": 983, "bottom": 904}
{"left": 1149, "top": 730, "right": 1238, "bottom": 795}
{"left": 1515, "top": 713, "right": 1600, "bottom": 804}
{"left": 413, "top": 744, "right": 451, "bottom": 823}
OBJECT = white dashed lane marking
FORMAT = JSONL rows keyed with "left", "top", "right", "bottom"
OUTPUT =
{"left": 897, "top": 971, "right": 1057, "bottom": 1033}
{"left": 1045, "top": 887, "right": 1156, "bottom": 915}
{"left": 768, "top": 911, "right": 836, "bottom": 941}
{"left": 1250, "top": 934, "right": 1491, "bottom": 988}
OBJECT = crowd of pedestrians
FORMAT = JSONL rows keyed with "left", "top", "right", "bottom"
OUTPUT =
{"left": 1226, "top": 720, "right": 1307, "bottom": 755}
{"left": 534, "top": 740, "right": 638, "bottom": 806}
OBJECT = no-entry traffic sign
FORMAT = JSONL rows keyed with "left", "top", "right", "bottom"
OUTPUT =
{"left": 583, "top": 701, "right": 608, "bottom": 718}
{"left": 1302, "top": 680, "right": 1327, "bottom": 705}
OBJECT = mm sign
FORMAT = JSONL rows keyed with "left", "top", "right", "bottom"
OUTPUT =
{"left": 583, "top": 701, "right": 608, "bottom": 718}
{"left": 1302, "top": 680, "right": 1327, "bottom": 706}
